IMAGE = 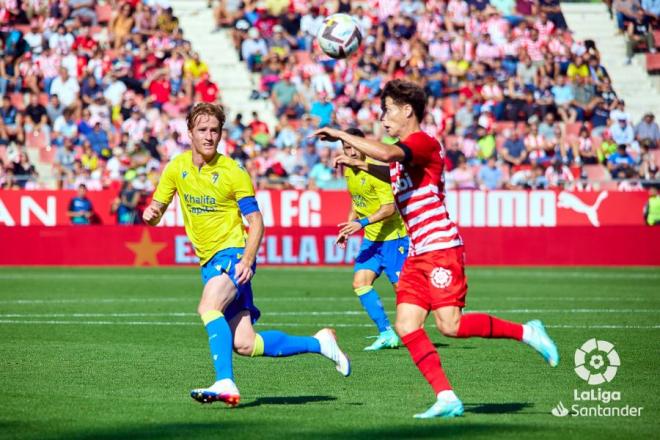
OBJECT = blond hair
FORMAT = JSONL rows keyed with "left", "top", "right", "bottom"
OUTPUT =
{"left": 186, "top": 103, "right": 226, "bottom": 131}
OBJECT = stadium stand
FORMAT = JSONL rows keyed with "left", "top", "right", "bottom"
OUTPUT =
{"left": 0, "top": 1, "right": 657, "bottom": 215}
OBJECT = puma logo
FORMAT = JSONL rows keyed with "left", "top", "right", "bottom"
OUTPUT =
{"left": 557, "top": 191, "right": 608, "bottom": 227}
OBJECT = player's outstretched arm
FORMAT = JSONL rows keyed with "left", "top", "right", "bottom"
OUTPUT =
{"left": 333, "top": 154, "right": 390, "bottom": 182}
{"left": 234, "top": 211, "right": 264, "bottom": 285}
{"left": 311, "top": 127, "right": 405, "bottom": 163}
{"left": 143, "top": 200, "right": 168, "bottom": 226}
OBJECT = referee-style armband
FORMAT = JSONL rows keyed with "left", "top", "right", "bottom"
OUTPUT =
{"left": 238, "top": 196, "right": 260, "bottom": 216}
{"left": 354, "top": 217, "right": 370, "bottom": 229}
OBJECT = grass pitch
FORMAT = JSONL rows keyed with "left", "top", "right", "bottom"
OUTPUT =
{"left": 0, "top": 266, "right": 658, "bottom": 439}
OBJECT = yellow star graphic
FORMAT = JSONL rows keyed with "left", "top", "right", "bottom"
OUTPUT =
{"left": 125, "top": 229, "right": 167, "bottom": 266}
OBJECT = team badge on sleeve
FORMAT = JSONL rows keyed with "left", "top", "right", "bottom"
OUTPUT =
{"left": 430, "top": 267, "right": 452, "bottom": 288}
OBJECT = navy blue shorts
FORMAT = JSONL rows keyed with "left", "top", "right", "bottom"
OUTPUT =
{"left": 354, "top": 236, "right": 409, "bottom": 283}
{"left": 200, "top": 248, "right": 261, "bottom": 324}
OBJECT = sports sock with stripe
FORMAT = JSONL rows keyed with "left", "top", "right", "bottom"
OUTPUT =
{"left": 201, "top": 310, "right": 233, "bottom": 381}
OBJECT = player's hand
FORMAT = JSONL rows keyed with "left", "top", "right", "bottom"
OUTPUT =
{"left": 335, "top": 233, "right": 347, "bottom": 249}
{"left": 338, "top": 221, "right": 363, "bottom": 237}
{"left": 142, "top": 205, "right": 161, "bottom": 225}
{"left": 234, "top": 260, "right": 254, "bottom": 285}
{"left": 333, "top": 154, "right": 361, "bottom": 169}
{"left": 310, "top": 127, "right": 342, "bottom": 142}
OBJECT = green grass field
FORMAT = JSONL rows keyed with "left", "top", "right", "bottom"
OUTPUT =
{"left": 1, "top": 267, "right": 658, "bottom": 439}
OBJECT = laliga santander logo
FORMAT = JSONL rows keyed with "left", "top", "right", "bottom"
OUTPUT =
{"left": 574, "top": 339, "right": 620, "bottom": 385}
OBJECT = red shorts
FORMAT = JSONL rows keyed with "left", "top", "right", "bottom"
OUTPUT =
{"left": 396, "top": 246, "right": 468, "bottom": 310}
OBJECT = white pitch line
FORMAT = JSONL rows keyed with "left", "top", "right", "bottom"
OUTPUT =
{"left": 0, "top": 319, "right": 658, "bottom": 329}
{"left": 0, "top": 309, "right": 658, "bottom": 318}
{"left": 0, "top": 270, "right": 657, "bottom": 281}
{"left": 0, "top": 297, "right": 658, "bottom": 305}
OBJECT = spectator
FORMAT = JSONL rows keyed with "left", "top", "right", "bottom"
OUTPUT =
{"left": 11, "top": 151, "right": 38, "bottom": 189}
{"left": 112, "top": 180, "right": 141, "bottom": 225}
{"left": 551, "top": 75, "right": 577, "bottom": 122}
{"left": 0, "top": 95, "right": 23, "bottom": 143}
{"left": 448, "top": 156, "right": 478, "bottom": 189}
{"left": 194, "top": 73, "right": 220, "bottom": 104}
{"left": 66, "top": 0, "right": 99, "bottom": 26}
{"left": 571, "top": 126, "right": 601, "bottom": 165}
{"left": 501, "top": 127, "right": 528, "bottom": 168}
{"left": 525, "top": 122, "right": 549, "bottom": 164}
{"left": 67, "top": 184, "right": 94, "bottom": 225}
{"left": 310, "top": 92, "right": 334, "bottom": 127}
{"left": 23, "top": 92, "right": 50, "bottom": 143}
{"left": 607, "top": 144, "right": 636, "bottom": 177}
{"left": 624, "top": 11, "right": 655, "bottom": 64}
{"left": 241, "top": 28, "right": 268, "bottom": 72}
{"left": 635, "top": 112, "right": 659, "bottom": 148}
{"left": 272, "top": 72, "right": 303, "bottom": 118}
{"left": 49, "top": 67, "right": 80, "bottom": 108}
{"left": 110, "top": 2, "right": 135, "bottom": 49}
{"left": 308, "top": 147, "right": 337, "bottom": 190}
{"left": 609, "top": 116, "right": 635, "bottom": 147}
{"left": 571, "top": 76, "right": 602, "bottom": 121}
{"left": 639, "top": 141, "right": 659, "bottom": 179}
{"left": 544, "top": 159, "right": 575, "bottom": 188}
{"left": 478, "top": 157, "right": 504, "bottom": 189}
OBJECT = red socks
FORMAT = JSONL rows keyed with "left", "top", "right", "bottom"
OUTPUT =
{"left": 401, "top": 328, "right": 452, "bottom": 394}
{"left": 456, "top": 313, "right": 523, "bottom": 340}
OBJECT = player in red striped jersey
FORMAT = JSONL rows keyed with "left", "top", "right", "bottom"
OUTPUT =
{"left": 312, "top": 79, "right": 559, "bottom": 419}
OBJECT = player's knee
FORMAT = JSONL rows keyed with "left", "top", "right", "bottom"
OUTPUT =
{"left": 352, "top": 280, "right": 371, "bottom": 291}
{"left": 395, "top": 318, "right": 421, "bottom": 337}
{"left": 436, "top": 319, "right": 460, "bottom": 337}
{"left": 233, "top": 337, "right": 254, "bottom": 356}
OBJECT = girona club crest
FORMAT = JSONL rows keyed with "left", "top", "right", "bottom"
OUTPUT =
{"left": 430, "top": 267, "right": 452, "bottom": 288}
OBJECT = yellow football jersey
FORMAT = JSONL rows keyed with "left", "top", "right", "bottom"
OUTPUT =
{"left": 344, "top": 167, "right": 407, "bottom": 242}
{"left": 153, "top": 151, "right": 254, "bottom": 265}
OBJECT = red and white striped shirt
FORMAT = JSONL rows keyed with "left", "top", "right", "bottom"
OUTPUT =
{"left": 390, "top": 131, "right": 462, "bottom": 256}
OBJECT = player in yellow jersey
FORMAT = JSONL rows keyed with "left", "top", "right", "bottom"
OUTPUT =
{"left": 336, "top": 128, "right": 409, "bottom": 351}
{"left": 143, "top": 103, "right": 350, "bottom": 406}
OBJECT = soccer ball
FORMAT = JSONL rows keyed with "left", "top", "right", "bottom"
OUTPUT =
{"left": 316, "top": 13, "right": 362, "bottom": 59}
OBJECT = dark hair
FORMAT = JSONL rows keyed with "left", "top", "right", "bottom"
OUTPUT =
{"left": 345, "top": 127, "right": 365, "bottom": 137}
{"left": 187, "top": 103, "right": 226, "bottom": 130}
{"left": 380, "top": 80, "right": 426, "bottom": 122}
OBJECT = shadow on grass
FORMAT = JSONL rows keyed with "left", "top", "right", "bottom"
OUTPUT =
{"left": 433, "top": 342, "right": 476, "bottom": 349}
{"left": 465, "top": 402, "right": 533, "bottom": 414}
{"left": 324, "top": 422, "right": 541, "bottom": 439}
{"left": 237, "top": 395, "right": 337, "bottom": 409}
{"left": 48, "top": 422, "right": 245, "bottom": 440}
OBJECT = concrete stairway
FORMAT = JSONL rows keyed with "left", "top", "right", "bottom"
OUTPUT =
{"left": 169, "top": 0, "right": 277, "bottom": 130}
{"left": 562, "top": 2, "right": 659, "bottom": 123}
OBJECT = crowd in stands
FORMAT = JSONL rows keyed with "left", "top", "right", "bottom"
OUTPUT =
{"left": 0, "top": 0, "right": 659, "bottom": 221}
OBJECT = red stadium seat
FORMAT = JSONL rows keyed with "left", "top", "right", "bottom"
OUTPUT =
{"left": 38, "top": 145, "right": 56, "bottom": 163}
{"left": 25, "top": 130, "right": 48, "bottom": 149}
{"left": 493, "top": 121, "right": 514, "bottom": 134}
{"left": 10, "top": 93, "right": 25, "bottom": 111}
{"left": 646, "top": 53, "right": 660, "bottom": 73}
{"left": 295, "top": 51, "right": 312, "bottom": 65}
{"left": 566, "top": 122, "right": 582, "bottom": 137}
{"left": 512, "top": 164, "right": 532, "bottom": 173}
{"left": 96, "top": 4, "right": 113, "bottom": 24}
{"left": 495, "top": 135, "right": 506, "bottom": 151}
{"left": 583, "top": 164, "right": 611, "bottom": 182}
{"left": 654, "top": 30, "right": 660, "bottom": 47}
{"left": 38, "top": 93, "right": 49, "bottom": 107}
